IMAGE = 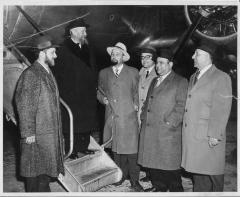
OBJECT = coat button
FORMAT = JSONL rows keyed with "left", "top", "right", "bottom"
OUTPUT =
{"left": 150, "top": 96, "right": 153, "bottom": 99}
{"left": 147, "top": 123, "right": 150, "bottom": 126}
{"left": 185, "top": 123, "right": 187, "bottom": 127}
{"left": 147, "top": 109, "right": 150, "bottom": 112}
{"left": 188, "top": 94, "right": 191, "bottom": 98}
{"left": 185, "top": 109, "right": 187, "bottom": 112}
{"left": 141, "top": 87, "right": 144, "bottom": 89}
{"left": 141, "top": 99, "right": 144, "bottom": 102}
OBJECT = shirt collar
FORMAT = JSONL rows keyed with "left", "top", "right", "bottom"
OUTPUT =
{"left": 113, "top": 64, "right": 124, "bottom": 73}
{"left": 198, "top": 64, "right": 212, "bottom": 79}
{"left": 158, "top": 70, "right": 171, "bottom": 81}
{"left": 145, "top": 65, "right": 155, "bottom": 73}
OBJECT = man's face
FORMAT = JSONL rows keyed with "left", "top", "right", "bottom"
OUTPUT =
{"left": 70, "top": 27, "right": 87, "bottom": 44}
{"left": 192, "top": 49, "right": 210, "bottom": 70}
{"left": 111, "top": 48, "right": 124, "bottom": 64}
{"left": 141, "top": 53, "right": 155, "bottom": 68}
{"left": 155, "top": 57, "right": 172, "bottom": 76}
{"left": 44, "top": 48, "right": 57, "bottom": 66}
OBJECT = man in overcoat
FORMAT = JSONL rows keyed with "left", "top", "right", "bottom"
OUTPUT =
{"left": 181, "top": 43, "right": 232, "bottom": 192}
{"left": 97, "top": 42, "right": 143, "bottom": 191}
{"left": 15, "top": 35, "right": 64, "bottom": 192}
{"left": 138, "top": 49, "right": 188, "bottom": 192}
{"left": 52, "top": 18, "right": 97, "bottom": 158}
{"left": 138, "top": 46, "right": 157, "bottom": 124}
{"left": 138, "top": 46, "right": 157, "bottom": 182}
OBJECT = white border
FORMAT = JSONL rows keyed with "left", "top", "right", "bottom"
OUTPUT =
{"left": 1, "top": 0, "right": 239, "bottom": 196}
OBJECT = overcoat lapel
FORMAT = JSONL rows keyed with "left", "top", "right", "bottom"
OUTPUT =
{"left": 154, "top": 71, "right": 175, "bottom": 93}
{"left": 190, "top": 65, "right": 216, "bottom": 93}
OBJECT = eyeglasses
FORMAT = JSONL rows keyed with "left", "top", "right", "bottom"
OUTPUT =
{"left": 141, "top": 55, "right": 152, "bottom": 60}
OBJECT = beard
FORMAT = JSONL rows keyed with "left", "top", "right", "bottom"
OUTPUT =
{"left": 111, "top": 58, "right": 118, "bottom": 65}
{"left": 79, "top": 36, "right": 88, "bottom": 45}
{"left": 46, "top": 57, "right": 55, "bottom": 66}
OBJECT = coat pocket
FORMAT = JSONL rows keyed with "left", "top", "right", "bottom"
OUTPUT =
{"left": 194, "top": 119, "right": 209, "bottom": 140}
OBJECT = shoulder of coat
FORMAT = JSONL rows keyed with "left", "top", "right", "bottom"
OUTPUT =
{"left": 124, "top": 64, "right": 139, "bottom": 75}
{"left": 99, "top": 66, "right": 111, "bottom": 75}
{"left": 211, "top": 65, "right": 231, "bottom": 81}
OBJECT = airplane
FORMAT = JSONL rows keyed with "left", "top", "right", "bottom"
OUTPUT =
{"left": 3, "top": 4, "right": 238, "bottom": 192}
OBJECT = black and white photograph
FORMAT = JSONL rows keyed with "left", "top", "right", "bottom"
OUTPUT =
{"left": 2, "top": 1, "right": 238, "bottom": 195}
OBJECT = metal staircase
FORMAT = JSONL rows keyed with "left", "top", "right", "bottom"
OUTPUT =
{"left": 58, "top": 99, "right": 122, "bottom": 192}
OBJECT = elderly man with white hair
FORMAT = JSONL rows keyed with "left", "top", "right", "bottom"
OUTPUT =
{"left": 52, "top": 18, "right": 98, "bottom": 159}
{"left": 97, "top": 42, "right": 143, "bottom": 191}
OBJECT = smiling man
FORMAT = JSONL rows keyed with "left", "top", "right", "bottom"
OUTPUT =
{"left": 97, "top": 42, "right": 143, "bottom": 192}
{"left": 138, "top": 48, "right": 188, "bottom": 192}
{"left": 15, "top": 35, "right": 64, "bottom": 192}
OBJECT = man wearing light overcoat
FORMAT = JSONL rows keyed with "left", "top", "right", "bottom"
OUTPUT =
{"left": 181, "top": 43, "right": 232, "bottom": 192}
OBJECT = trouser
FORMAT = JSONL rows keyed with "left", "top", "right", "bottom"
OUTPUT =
{"left": 113, "top": 152, "right": 140, "bottom": 182}
{"left": 25, "top": 174, "right": 51, "bottom": 192}
{"left": 193, "top": 174, "right": 224, "bottom": 192}
{"left": 64, "top": 131, "right": 91, "bottom": 154}
{"left": 149, "top": 168, "right": 184, "bottom": 192}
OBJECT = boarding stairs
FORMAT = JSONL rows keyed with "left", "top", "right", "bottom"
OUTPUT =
{"left": 58, "top": 99, "right": 122, "bottom": 192}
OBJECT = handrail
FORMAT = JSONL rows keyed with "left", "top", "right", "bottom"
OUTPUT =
{"left": 98, "top": 87, "right": 114, "bottom": 149}
{"left": 60, "top": 98, "right": 74, "bottom": 160}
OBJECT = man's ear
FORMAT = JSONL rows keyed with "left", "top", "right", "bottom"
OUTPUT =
{"left": 169, "top": 61, "right": 173, "bottom": 68}
{"left": 39, "top": 50, "right": 45, "bottom": 59}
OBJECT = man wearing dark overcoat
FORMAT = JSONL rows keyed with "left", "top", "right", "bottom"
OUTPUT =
{"left": 52, "top": 18, "right": 97, "bottom": 158}
{"left": 15, "top": 35, "right": 64, "bottom": 192}
{"left": 138, "top": 49, "right": 188, "bottom": 192}
{"left": 181, "top": 43, "right": 232, "bottom": 192}
{"left": 97, "top": 42, "right": 143, "bottom": 191}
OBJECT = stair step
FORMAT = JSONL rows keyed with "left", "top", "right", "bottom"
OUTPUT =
{"left": 75, "top": 166, "right": 119, "bottom": 191}
{"left": 65, "top": 150, "right": 103, "bottom": 175}
{"left": 76, "top": 166, "right": 118, "bottom": 185}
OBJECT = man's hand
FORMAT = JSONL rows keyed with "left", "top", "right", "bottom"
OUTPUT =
{"left": 58, "top": 173, "right": 64, "bottom": 181}
{"left": 134, "top": 105, "right": 138, "bottom": 112}
{"left": 103, "top": 97, "right": 109, "bottom": 105}
{"left": 26, "top": 136, "right": 36, "bottom": 144}
{"left": 208, "top": 137, "right": 220, "bottom": 148}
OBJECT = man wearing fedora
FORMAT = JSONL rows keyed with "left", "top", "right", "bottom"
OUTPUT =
{"left": 15, "top": 35, "right": 64, "bottom": 192}
{"left": 181, "top": 43, "right": 232, "bottom": 191}
{"left": 97, "top": 42, "right": 143, "bottom": 191}
{"left": 138, "top": 48, "right": 188, "bottom": 192}
{"left": 52, "top": 18, "right": 97, "bottom": 158}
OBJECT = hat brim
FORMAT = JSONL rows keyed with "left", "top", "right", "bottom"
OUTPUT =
{"left": 107, "top": 46, "right": 130, "bottom": 62}
{"left": 36, "top": 44, "right": 59, "bottom": 51}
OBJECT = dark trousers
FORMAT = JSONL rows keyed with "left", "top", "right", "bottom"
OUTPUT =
{"left": 113, "top": 152, "right": 140, "bottom": 182}
{"left": 64, "top": 131, "right": 91, "bottom": 154}
{"left": 25, "top": 174, "right": 51, "bottom": 192}
{"left": 149, "top": 168, "right": 184, "bottom": 192}
{"left": 193, "top": 174, "right": 224, "bottom": 192}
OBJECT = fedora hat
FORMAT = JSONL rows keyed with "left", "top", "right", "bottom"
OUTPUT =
{"left": 34, "top": 35, "right": 58, "bottom": 51}
{"left": 107, "top": 42, "right": 130, "bottom": 62}
{"left": 68, "top": 18, "right": 90, "bottom": 30}
{"left": 197, "top": 42, "right": 216, "bottom": 56}
{"left": 157, "top": 48, "right": 173, "bottom": 61}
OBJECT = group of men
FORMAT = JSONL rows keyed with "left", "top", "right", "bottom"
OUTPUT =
{"left": 14, "top": 18, "right": 232, "bottom": 192}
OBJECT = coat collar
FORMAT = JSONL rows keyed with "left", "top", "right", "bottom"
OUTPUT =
{"left": 153, "top": 70, "right": 175, "bottom": 91}
{"left": 189, "top": 64, "right": 217, "bottom": 92}
{"left": 33, "top": 61, "right": 57, "bottom": 92}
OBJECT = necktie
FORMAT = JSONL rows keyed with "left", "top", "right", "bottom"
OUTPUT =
{"left": 146, "top": 70, "right": 149, "bottom": 78}
{"left": 115, "top": 68, "right": 119, "bottom": 77}
{"left": 193, "top": 70, "right": 200, "bottom": 85}
{"left": 155, "top": 76, "right": 162, "bottom": 87}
